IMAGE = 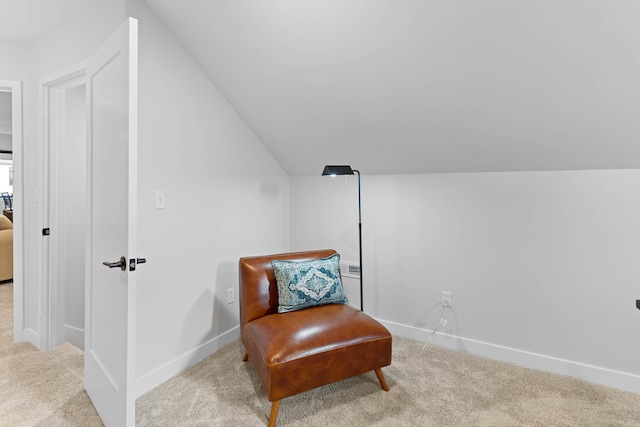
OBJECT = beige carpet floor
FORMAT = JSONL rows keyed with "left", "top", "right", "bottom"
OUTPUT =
{"left": 2, "top": 281, "right": 640, "bottom": 426}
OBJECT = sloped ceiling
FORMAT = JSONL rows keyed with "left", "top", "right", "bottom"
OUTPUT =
{"left": 1, "top": 1, "right": 639, "bottom": 175}
{"left": 144, "top": 0, "right": 640, "bottom": 176}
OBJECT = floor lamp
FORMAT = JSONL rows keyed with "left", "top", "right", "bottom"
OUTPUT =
{"left": 322, "top": 165, "right": 363, "bottom": 312}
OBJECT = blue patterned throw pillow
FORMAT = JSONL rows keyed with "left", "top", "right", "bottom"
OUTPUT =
{"left": 272, "top": 254, "right": 348, "bottom": 313}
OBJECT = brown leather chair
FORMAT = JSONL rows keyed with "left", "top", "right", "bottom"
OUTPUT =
{"left": 239, "top": 249, "right": 392, "bottom": 426}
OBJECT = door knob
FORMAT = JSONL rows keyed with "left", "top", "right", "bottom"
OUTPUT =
{"left": 103, "top": 256, "right": 127, "bottom": 271}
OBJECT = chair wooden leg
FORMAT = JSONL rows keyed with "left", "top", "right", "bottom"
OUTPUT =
{"left": 375, "top": 368, "right": 389, "bottom": 391}
{"left": 242, "top": 351, "right": 249, "bottom": 362}
{"left": 268, "top": 400, "right": 281, "bottom": 427}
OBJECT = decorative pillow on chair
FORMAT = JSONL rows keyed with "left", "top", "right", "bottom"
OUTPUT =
{"left": 272, "top": 253, "right": 348, "bottom": 313}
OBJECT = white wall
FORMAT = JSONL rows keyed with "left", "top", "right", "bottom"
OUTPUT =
{"left": 290, "top": 170, "right": 640, "bottom": 393}
{"left": 126, "top": 0, "right": 290, "bottom": 396}
{"left": 62, "top": 84, "right": 86, "bottom": 349}
{"left": 0, "top": 161, "right": 13, "bottom": 194}
{"left": 0, "top": 135, "right": 10, "bottom": 153}
{"left": 0, "top": 40, "right": 29, "bottom": 81}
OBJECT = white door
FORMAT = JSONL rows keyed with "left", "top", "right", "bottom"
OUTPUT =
{"left": 84, "top": 18, "right": 139, "bottom": 427}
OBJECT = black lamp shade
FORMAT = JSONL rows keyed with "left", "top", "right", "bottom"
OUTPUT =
{"left": 322, "top": 165, "right": 354, "bottom": 176}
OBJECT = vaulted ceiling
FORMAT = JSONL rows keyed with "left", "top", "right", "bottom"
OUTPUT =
{"left": 4, "top": 1, "right": 640, "bottom": 176}
{"left": 144, "top": 0, "right": 640, "bottom": 176}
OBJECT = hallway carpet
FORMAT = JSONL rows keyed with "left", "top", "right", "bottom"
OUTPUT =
{"left": 2, "top": 282, "right": 640, "bottom": 426}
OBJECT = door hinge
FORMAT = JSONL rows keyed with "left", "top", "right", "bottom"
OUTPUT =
{"left": 42, "top": 228, "right": 50, "bottom": 236}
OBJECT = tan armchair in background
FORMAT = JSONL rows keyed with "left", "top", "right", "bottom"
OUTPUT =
{"left": 239, "top": 249, "right": 392, "bottom": 426}
{"left": 0, "top": 214, "right": 13, "bottom": 281}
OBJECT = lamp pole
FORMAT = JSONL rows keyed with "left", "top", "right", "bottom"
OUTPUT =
{"left": 321, "top": 165, "right": 364, "bottom": 312}
{"left": 354, "top": 170, "right": 363, "bottom": 312}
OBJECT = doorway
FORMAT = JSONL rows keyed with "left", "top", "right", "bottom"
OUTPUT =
{"left": 0, "top": 80, "right": 23, "bottom": 342}
{"left": 0, "top": 91, "right": 13, "bottom": 210}
{"left": 59, "top": 83, "right": 86, "bottom": 350}
{"left": 41, "top": 66, "right": 87, "bottom": 350}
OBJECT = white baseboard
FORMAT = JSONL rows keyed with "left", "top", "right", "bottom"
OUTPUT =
{"left": 379, "top": 319, "right": 640, "bottom": 395}
{"left": 64, "top": 324, "right": 84, "bottom": 351}
{"left": 22, "top": 328, "right": 40, "bottom": 349}
{"left": 135, "top": 326, "right": 241, "bottom": 397}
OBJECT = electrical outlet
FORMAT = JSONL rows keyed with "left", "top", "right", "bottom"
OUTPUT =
{"left": 227, "top": 288, "right": 234, "bottom": 304}
{"left": 441, "top": 291, "right": 452, "bottom": 307}
{"left": 340, "top": 261, "right": 361, "bottom": 279}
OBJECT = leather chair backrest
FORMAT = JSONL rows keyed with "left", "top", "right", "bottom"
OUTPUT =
{"left": 239, "top": 249, "right": 337, "bottom": 327}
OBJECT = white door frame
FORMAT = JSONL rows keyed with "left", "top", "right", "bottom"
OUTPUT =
{"left": 40, "top": 63, "right": 86, "bottom": 350}
{"left": 0, "top": 79, "right": 24, "bottom": 342}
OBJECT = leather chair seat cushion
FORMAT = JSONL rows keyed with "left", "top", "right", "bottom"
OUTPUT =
{"left": 243, "top": 303, "right": 392, "bottom": 401}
